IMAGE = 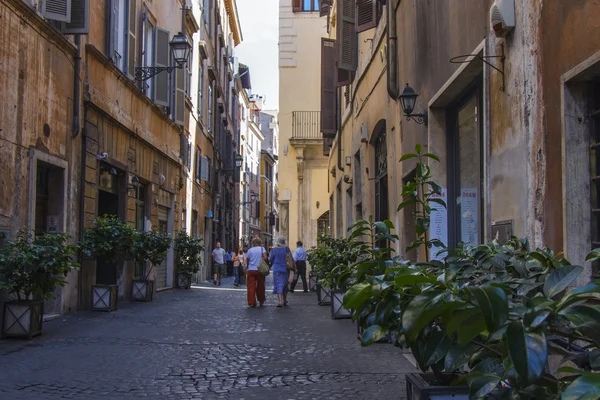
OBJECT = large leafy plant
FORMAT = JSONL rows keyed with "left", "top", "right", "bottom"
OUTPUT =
{"left": 132, "top": 230, "right": 172, "bottom": 280}
{"left": 344, "top": 144, "right": 600, "bottom": 399}
{"left": 0, "top": 229, "right": 79, "bottom": 300}
{"left": 307, "top": 235, "right": 361, "bottom": 290}
{"left": 175, "top": 231, "right": 204, "bottom": 276}
{"left": 81, "top": 215, "right": 137, "bottom": 263}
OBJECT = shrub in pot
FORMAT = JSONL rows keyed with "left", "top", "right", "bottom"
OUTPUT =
{"left": 81, "top": 215, "right": 137, "bottom": 311}
{"left": 344, "top": 145, "right": 600, "bottom": 399}
{"left": 175, "top": 231, "right": 204, "bottom": 289}
{"left": 131, "top": 230, "right": 172, "bottom": 301}
{"left": 0, "top": 229, "right": 79, "bottom": 338}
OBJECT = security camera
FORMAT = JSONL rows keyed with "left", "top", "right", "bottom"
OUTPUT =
{"left": 96, "top": 152, "right": 108, "bottom": 160}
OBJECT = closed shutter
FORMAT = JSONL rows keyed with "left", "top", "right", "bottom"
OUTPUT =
{"left": 137, "top": 11, "right": 146, "bottom": 90}
{"left": 180, "top": 134, "right": 189, "bottom": 166}
{"left": 108, "top": 0, "right": 119, "bottom": 64}
{"left": 62, "top": 0, "right": 89, "bottom": 34}
{"left": 320, "top": 0, "right": 332, "bottom": 17}
{"left": 200, "top": 156, "right": 209, "bottom": 182}
{"left": 42, "top": 0, "right": 72, "bottom": 22}
{"left": 356, "top": 0, "right": 377, "bottom": 32}
{"left": 155, "top": 28, "right": 170, "bottom": 106}
{"left": 320, "top": 38, "right": 336, "bottom": 137}
{"left": 175, "top": 65, "right": 185, "bottom": 125}
{"left": 127, "top": 0, "right": 136, "bottom": 78}
{"left": 292, "top": 0, "right": 302, "bottom": 12}
{"left": 198, "top": 64, "right": 204, "bottom": 117}
{"left": 337, "top": 67, "right": 353, "bottom": 87}
{"left": 195, "top": 148, "right": 202, "bottom": 182}
{"left": 337, "top": 0, "right": 357, "bottom": 72}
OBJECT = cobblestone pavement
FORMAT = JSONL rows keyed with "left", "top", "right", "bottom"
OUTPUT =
{"left": 0, "top": 276, "right": 415, "bottom": 399}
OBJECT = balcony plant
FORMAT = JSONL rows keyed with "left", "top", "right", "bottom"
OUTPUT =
{"left": 0, "top": 229, "right": 79, "bottom": 338}
{"left": 81, "top": 215, "right": 137, "bottom": 311}
{"left": 131, "top": 230, "right": 172, "bottom": 301}
{"left": 343, "top": 144, "right": 600, "bottom": 399}
{"left": 175, "top": 231, "right": 204, "bottom": 289}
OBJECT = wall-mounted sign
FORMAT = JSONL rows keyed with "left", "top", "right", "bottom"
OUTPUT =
{"left": 46, "top": 215, "right": 60, "bottom": 233}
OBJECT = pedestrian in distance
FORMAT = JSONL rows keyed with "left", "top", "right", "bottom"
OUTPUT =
{"left": 269, "top": 236, "right": 295, "bottom": 307}
{"left": 232, "top": 247, "right": 243, "bottom": 287}
{"left": 225, "top": 249, "right": 234, "bottom": 276}
{"left": 211, "top": 241, "right": 226, "bottom": 286}
{"left": 246, "top": 237, "right": 267, "bottom": 307}
{"left": 240, "top": 246, "right": 249, "bottom": 285}
{"left": 290, "top": 240, "right": 308, "bottom": 293}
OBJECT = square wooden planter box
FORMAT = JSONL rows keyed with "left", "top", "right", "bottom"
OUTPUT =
{"left": 177, "top": 274, "right": 192, "bottom": 289}
{"left": 131, "top": 280, "right": 154, "bottom": 302}
{"left": 331, "top": 290, "right": 351, "bottom": 319}
{"left": 92, "top": 284, "right": 118, "bottom": 311}
{"left": 1, "top": 300, "right": 44, "bottom": 339}
{"left": 316, "top": 283, "right": 332, "bottom": 306}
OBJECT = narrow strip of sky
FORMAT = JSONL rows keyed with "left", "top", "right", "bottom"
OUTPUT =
{"left": 234, "top": 0, "right": 280, "bottom": 110}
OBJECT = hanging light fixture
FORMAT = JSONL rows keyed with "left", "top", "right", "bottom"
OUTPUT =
{"left": 399, "top": 83, "right": 428, "bottom": 126}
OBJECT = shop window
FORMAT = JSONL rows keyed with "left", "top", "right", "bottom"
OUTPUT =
{"left": 589, "top": 79, "right": 600, "bottom": 276}
{"left": 318, "top": 211, "right": 330, "bottom": 236}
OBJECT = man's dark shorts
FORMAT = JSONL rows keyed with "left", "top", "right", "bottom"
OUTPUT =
{"left": 212, "top": 262, "right": 226, "bottom": 275}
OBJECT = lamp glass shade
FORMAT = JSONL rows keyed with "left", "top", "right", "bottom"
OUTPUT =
{"left": 234, "top": 154, "right": 243, "bottom": 168}
{"left": 170, "top": 33, "right": 191, "bottom": 65}
{"left": 399, "top": 84, "right": 418, "bottom": 116}
{"left": 250, "top": 193, "right": 257, "bottom": 202}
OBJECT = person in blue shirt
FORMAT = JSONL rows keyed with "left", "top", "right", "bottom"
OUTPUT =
{"left": 290, "top": 240, "right": 308, "bottom": 293}
{"left": 269, "top": 236, "right": 294, "bottom": 307}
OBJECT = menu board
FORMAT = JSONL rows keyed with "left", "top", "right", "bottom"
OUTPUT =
{"left": 429, "top": 189, "right": 448, "bottom": 261}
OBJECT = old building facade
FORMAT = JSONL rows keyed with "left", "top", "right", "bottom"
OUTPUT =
{"left": 322, "top": 0, "right": 600, "bottom": 283}
{"left": 278, "top": 0, "right": 331, "bottom": 251}
{"left": 0, "top": 0, "right": 246, "bottom": 315}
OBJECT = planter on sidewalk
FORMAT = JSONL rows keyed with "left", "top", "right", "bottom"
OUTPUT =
{"left": 309, "top": 275, "right": 317, "bottom": 291}
{"left": 316, "top": 283, "right": 331, "bottom": 306}
{"left": 177, "top": 273, "right": 192, "bottom": 289}
{"left": 92, "top": 284, "right": 118, "bottom": 311}
{"left": 1, "top": 300, "right": 44, "bottom": 339}
{"left": 406, "top": 373, "right": 470, "bottom": 400}
{"left": 131, "top": 280, "right": 154, "bottom": 302}
{"left": 330, "top": 290, "right": 351, "bottom": 319}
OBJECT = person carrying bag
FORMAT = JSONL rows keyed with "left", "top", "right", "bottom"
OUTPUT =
{"left": 245, "top": 238, "right": 268, "bottom": 307}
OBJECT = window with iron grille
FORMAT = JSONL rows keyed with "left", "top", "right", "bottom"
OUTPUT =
{"left": 590, "top": 79, "right": 600, "bottom": 276}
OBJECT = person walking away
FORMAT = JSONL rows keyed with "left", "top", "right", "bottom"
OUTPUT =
{"left": 226, "top": 250, "right": 234, "bottom": 276}
{"left": 211, "top": 242, "right": 226, "bottom": 286}
{"left": 290, "top": 241, "right": 308, "bottom": 293}
{"left": 232, "top": 247, "right": 243, "bottom": 287}
{"left": 269, "top": 236, "right": 293, "bottom": 307}
{"left": 246, "top": 238, "right": 267, "bottom": 307}
{"left": 240, "top": 247, "right": 248, "bottom": 285}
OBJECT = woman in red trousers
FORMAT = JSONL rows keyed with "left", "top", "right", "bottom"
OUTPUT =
{"left": 245, "top": 237, "right": 267, "bottom": 307}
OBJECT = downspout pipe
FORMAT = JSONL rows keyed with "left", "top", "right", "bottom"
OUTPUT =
{"left": 387, "top": 0, "right": 399, "bottom": 100}
{"left": 72, "top": 35, "right": 81, "bottom": 138}
{"left": 74, "top": 34, "right": 84, "bottom": 310}
{"left": 337, "top": 87, "right": 344, "bottom": 172}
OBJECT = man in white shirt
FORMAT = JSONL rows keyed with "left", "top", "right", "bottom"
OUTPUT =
{"left": 211, "top": 242, "right": 226, "bottom": 286}
{"left": 290, "top": 241, "right": 308, "bottom": 293}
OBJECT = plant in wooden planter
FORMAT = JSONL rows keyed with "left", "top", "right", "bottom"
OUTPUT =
{"left": 175, "top": 231, "right": 204, "bottom": 289}
{"left": 131, "top": 230, "right": 172, "bottom": 301}
{"left": 344, "top": 145, "right": 600, "bottom": 399}
{"left": 0, "top": 229, "right": 79, "bottom": 339}
{"left": 81, "top": 215, "right": 137, "bottom": 311}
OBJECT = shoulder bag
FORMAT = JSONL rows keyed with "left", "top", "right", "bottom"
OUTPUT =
{"left": 258, "top": 247, "right": 270, "bottom": 276}
{"left": 285, "top": 247, "right": 296, "bottom": 272}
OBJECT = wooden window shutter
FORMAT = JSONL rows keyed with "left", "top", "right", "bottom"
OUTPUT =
{"left": 337, "top": 67, "right": 352, "bottom": 87}
{"left": 356, "top": 0, "right": 377, "bottom": 32}
{"left": 320, "top": 38, "right": 336, "bottom": 137}
{"left": 62, "top": 0, "right": 89, "bottom": 34}
{"left": 319, "top": 0, "right": 332, "bottom": 17}
{"left": 337, "top": 0, "right": 358, "bottom": 72}
{"left": 154, "top": 28, "right": 170, "bottom": 106}
{"left": 180, "top": 134, "right": 189, "bottom": 166}
{"left": 292, "top": 0, "right": 302, "bottom": 12}
{"left": 175, "top": 65, "right": 185, "bottom": 125}
{"left": 107, "top": 0, "right": 119, "bottom": 62}
{"left": 42, "top": 0, "right": 72, "bottom": 23}
{"left": 200, "top": 157, "right": 209, "bottom": 182}
{"left": 127, "top": 0, "right": 136, "bottom": 78}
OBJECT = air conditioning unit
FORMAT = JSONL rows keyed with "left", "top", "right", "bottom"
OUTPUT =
{"left": 490, "top": 0, "right": 515, "bottom": 38}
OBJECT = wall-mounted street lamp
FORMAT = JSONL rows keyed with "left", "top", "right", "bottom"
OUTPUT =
{"left": 134, "top": 32, "right": 192, "bottom": 82}
{"left": 235, "top": 191, "right": 257, "bottom": 209}
{"left": 399, "top": 83, "right": 428, "bottom": 126}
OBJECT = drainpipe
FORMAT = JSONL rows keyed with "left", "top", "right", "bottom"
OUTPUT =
{"left": 337, "top": 87, "right": 344, "bottom": 172}
{"left": 387, "top": 0, "right": 399, "bottom": 100}
{"left": 77, "top": 118, "right": 86, "bottom": 311}
{"left": 72, "top": 35, "right": 81, "bottom": 138}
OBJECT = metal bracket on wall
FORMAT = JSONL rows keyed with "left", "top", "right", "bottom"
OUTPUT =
{"left": 450, "top": 44, "right": 506, "bottom": 92}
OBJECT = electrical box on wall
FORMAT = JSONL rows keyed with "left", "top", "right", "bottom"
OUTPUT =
{"left": 490, "top": 0, "right": 515, "bottom": 38}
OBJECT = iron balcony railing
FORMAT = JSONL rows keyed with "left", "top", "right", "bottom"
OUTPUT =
{"left": 292, "top": 111, "right": 322, "bottom": 140}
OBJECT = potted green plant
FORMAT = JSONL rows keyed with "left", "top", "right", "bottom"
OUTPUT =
{"left": 344, "top": 145, "right": 600, "bottom": 399}
{"left": 81, "top": 215, "right": 137, "bottom": 311}
{"left": 175, "top": 231, "right": 204, "bottom": 289}
{"left": 131, "top": 230, "right": 172, "bottom": 301}
{"left": 307, "top": 236, "right": 336, "bottom": 306}
{"left": 0, "top": 229, "right": 79, "bottom": 339}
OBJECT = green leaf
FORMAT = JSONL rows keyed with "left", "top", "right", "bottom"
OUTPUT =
{"left": 445, "top": 343, "right": 478, "bottom": 371}
{"left": 343, "top": 282, "right": 372, "bottom": 310}
{"left": 447, "top": 307, "right": 480, "bottom": 335}
{"left": 423, "top": 330, "right": 452, "bottom": 367}
{"left": 397, "top": 199, "right": 417, "bottom": 212}
{"left": 361, "top": 325, "right": 386, "bottom": 346}
{"left": 523, "top": 309, "right": 551, "bottom": 329}
{"left": 373, "top": 221, "right": 390, "bottom": 234}
{"left": 590, "top": 350, "right": 600, "bottom": 369}
{"left": 560, "top": 305, "right": 600, "bottom": 327}
{"left": 566, "top": 282, "right": 600, "bottom": 297}
{"left": 399, "top": 153, "right": 418, "bottom": 162}
{"left": 561, "top": 374, "right": 600, "bottom": 400}
{"left": 467, "top": 373, "right": 501, "bottom": 399}
{"left": 422, "top": 153, "right": 440, "bottom": 162}
{"left": 394, "top": 274, "right": 436, "bottom": 286}
{"left": 415, "top": 143, "right": 423, "bottom": 153}
{"left": 471, "top": 286, "right": 508, "bottom": 332}
{"left": 457, "top": 311, "right": 487, "bottom": 346}
{"left": 506, "top": 321, "right": 547, "bottom": 385}
{"left": 585, "top": 249, "right": 600, "bottom": 263}
{"left": 429, "top": 198, "right": 447, "bottom": 209}
{"left": 402, "top": 294, "right": 462, "bottom": 341}
{"left": 544, "top": 265, "right": 584, "bottom": 298}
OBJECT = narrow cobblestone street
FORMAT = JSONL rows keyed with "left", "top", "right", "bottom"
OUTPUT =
{"left": 0, "top": 277, "right": 415, "bottom": 399}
